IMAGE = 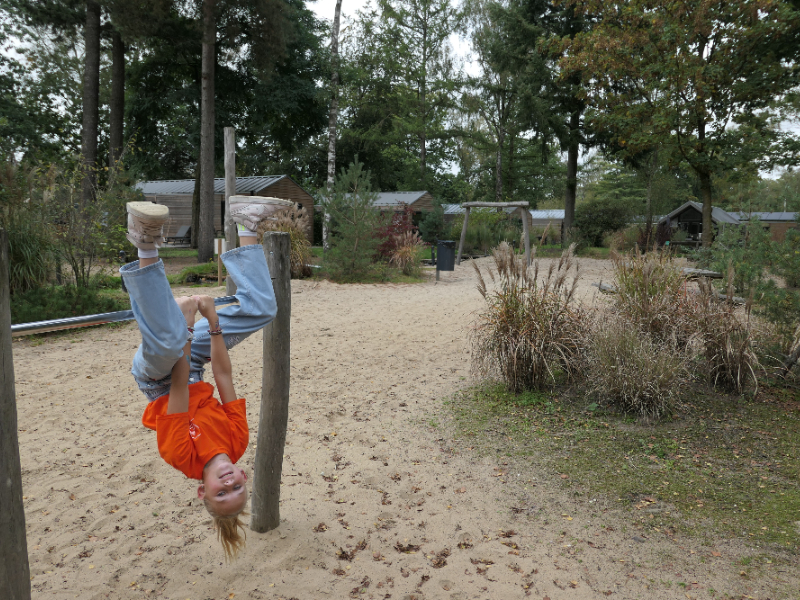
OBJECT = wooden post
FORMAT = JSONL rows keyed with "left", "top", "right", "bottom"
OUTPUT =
{"left": 216, "top": 238, "right": 224, "bottom": 286}
{"left": 456, "top": 207, "right": 470, "bottom": 265}
{"left": 520, "top": 207, "right": 531, "bottom": 266}
{"left": 250, "top": 232, "right": 291, "bottom": 533}
{"left": 0, "top": 230, "right": 32, "bottom": 600}
{"left": 224, "top": 127, "right": 237, "bottom": 295}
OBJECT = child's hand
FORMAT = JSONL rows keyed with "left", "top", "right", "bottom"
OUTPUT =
{"left": 194, "top": 295, "right": 219, "bottom": 326}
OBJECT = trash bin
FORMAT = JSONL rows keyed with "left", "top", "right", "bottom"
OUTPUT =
{"left": 437, "top": 240, "right": 456, "bottom": 272}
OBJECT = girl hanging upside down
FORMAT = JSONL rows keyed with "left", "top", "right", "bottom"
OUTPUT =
{"left": 119, "top": 195, "right": 293, "bottom": 559}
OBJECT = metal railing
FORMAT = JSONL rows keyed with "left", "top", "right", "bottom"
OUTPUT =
{"left": 11, "top": 295, "right": 239, "bottom": 337}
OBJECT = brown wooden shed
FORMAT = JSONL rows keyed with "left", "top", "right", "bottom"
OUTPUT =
{"left": 372, "top": 191, "right": 435, "bottom": 213}
{"left": 136, "top": 175, "right": 315, "bottom": 243}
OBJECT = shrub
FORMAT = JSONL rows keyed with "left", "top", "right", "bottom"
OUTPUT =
{"left": 449, "top": 209, "right": 523, "bottom": 255}
{"left": 418, "top": 201, "right": 446, "bottom": 244}
{"left": 376, "top": 204, "right": 417, "bottom": 260}
{"left": 586, "top": 316, "right": 687, "bottom": 419}
{"left": 471, "top": 242, "right": 586, "bottom": 392}
{"left": 606, "top": 225, "right": 640, "bottom": 252}
{"left": 0, "top": 162, "right": 55, "bottom": 293}
{"left": 574, "top": 197, "right": 632, "bottom": 247}
{"left": 10, "top": 284, "right": 128, "bottom": 325}
{"left": 167, "top": 262, "right": 219, "bottom": 285}
{"left": 692, "top": 278, "right": 760, "bottom": 393}
{"left": 611, "top": 249, "right": 693, "bottom": 346}
{"left": 389, "top": 230, "right": 426, "bottom": 276}
{"left": 258, "top": 203, "right": 313, "bottom": 279}
{"left": 320, "top": 159, "right": 383, "bottom": 282}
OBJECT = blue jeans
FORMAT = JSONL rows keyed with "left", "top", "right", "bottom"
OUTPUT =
{"left": 120, "top": 244, "right": 277, "bottom": 400}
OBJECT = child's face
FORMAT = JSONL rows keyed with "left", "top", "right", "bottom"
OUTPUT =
{"left": 198, "top": 460, "right": 248, "bottom": 515}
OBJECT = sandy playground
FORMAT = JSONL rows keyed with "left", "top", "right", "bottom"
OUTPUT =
{"left": 11, "top": 256, "right": 798, "bottom": 599}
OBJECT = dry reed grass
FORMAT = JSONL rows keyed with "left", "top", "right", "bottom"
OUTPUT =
{"left": 470, "top": 242, "right": 586, "bottom": 392}
{"left": 586, "top": 315, "right": 688, "bottom": 419}
{"left": 693, "top": 277, "right": 760, "bottom": 394}
{"left": 389, "top": 231, "right": 425, "bottom": 276}
{"left": 258, "top": 205, "right": 313, "bottom": 279}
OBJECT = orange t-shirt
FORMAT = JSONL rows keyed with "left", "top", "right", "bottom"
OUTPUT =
{"left": 141, "top": 381, "right": 249, "bottom": 480}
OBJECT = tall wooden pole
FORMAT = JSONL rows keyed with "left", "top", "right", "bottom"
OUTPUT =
{"left": 250, "top": 232, "right": 291, "bottom": 533}
{"left": 0, "top": 230, "right": 32, "bottom": 600}
{"left": 197, "top": 0, "right": 216, "bottom": 263}
{"left": 456, "top": 207, "right": 470, "bottom": 265}
{"left": 224, "top": 127, "right": 237, "bottom": 295}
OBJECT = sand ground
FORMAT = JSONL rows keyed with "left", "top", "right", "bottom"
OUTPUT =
{"left": 11, "top": 256, "right": 798, "bottom": 599}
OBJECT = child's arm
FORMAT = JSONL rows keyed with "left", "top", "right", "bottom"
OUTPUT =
{"left": 195, "top": 295, "right": 238, "bottom": 404}
{"left": 166, "top": 296, "right": 197, "bottom": 415}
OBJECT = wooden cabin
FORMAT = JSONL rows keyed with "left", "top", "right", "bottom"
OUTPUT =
{"left": 136, "top": 175, "right": 315, "bottom": 243}
{"left": 373, "top": 191, "right": 435, "bottom": 213}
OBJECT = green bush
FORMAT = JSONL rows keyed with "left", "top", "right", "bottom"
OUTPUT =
{"left": 574, "top": 198, "right": 632, "bottom": 247}
{"left": 320, "top": 159, "right": 384, "bottom": 283}
{"left": 168, "top": 262, "right": 220, "bottom": 285}
{"left": 1, "top": 163, "right": 55, "bottom": 293}
{"left": 449, "top": 210, "right": 523, "bottom": 255}
{"left": 10, "top": 284, "right": 128, "bottom": 325}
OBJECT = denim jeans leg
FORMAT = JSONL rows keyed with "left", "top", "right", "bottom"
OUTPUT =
{"left": 188, "top": 244, "right": 277, "bottom": 374}
{"left": 120, "top": 259, "right": 188, "bottom": 398}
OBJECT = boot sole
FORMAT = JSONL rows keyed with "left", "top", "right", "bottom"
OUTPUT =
{"left": 229, "top": 196, "right": 294, "bottom": 208}
{"left": 127, "top": 201, "right": 169, "bottom": 220}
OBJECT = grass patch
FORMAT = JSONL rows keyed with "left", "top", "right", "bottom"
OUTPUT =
{"left": 532, "top": 245, "right": 610, "bottom": 259}
{"left": 449, "top": 382, "right": 800, "bottom": 553}
{"left": 167, "top": 262, "right": 225, "bottom": 286}
{"left": 577, "top": 246, "right": 611, "bottom": 259}
{"left": 159, "top": 247, "right": 198, "bottom": 259}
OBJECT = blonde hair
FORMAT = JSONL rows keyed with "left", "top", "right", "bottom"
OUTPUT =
{"left": 203, "top": 498, "right": 247, "bottom": 560}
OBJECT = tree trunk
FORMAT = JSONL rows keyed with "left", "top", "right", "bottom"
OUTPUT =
{"left": 495, "top": 125, "right": 504, "bottom": 203}
{"left": 80, "top": 0, "right": 101, "bottom": 203}
{"left": 563, "top": 109, "right": 580, "bottom": 245}
{"left": 323, "top": 0, "right": 343, "bottom": 252}
{"left": 700, "top": 170, "right": 714, "bottom": 247}
{"left": 197, "top": 0, "right": 216, "bottom": 264}
{"left": 419, "top": 21, "right": 428, "bottom": 181}
{"left": 108, "top": 28, "right": 125, "bottom": 168}
{"left": 192, "top": 161, "right": 200, "bottom": 249}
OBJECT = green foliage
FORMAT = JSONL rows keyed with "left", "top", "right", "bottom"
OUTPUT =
{"left": 10, "top": 284, "right": 127, "bottom": 326}
{"left": 0, "top": 163, "right": 55, "bottom": 293}
{"left": 167, "top": 262, "right": 219, "bottom": 285}
{"left": 704, "top": 219, "right": 800, "bottom": 354}
{"left": 565, "top": 0, "right": 800, "bottom": 247}
{"left": 418, "top": 201, "right": 446, "bottom": 244}
{"left": 705, "top": 220, "right": 772, "bottom": 296}
{"left": 471, "top": 242, "right": 586, "bottom": 392}
{"left": 320, "top": 159, "right": 384, "bottom": 282}
{"left": 448, "top": 209, "right": 523, "bottom": 255}
{"left": 574, "top": 197, "right": 632, "bottom": 248}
